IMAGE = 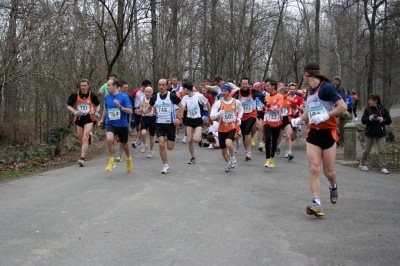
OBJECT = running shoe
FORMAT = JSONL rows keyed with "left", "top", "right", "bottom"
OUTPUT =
{"left": 198, "top": 138, "right": 204, "bottom": 148}
{"left": 116, "top": 155, "right": 123, "bottom": 162}
{"left": 225, "top": 162, "right": 232, "bottom": 172}
{"left": 126, "top": 157, "right": 133, "bottom": 172}
{"left": 306, "top": 202, "right": 325, "bottom": 217}
{"left": 77, "top": 157, "right": 84, "bottom": 167}
{"left": 234, "top": 144, "right": 240, "bottom": 153}
{"left": 262, "top": 145, "right": 266, "bottom": 152}
{"left": 175, "top": 135, "right": 179, "bottom": 142}
{"left": 329, "top": 184, "right": 338, "bottom": 204}
{"left": 269, "top": 158, "right": 275, "bottom": 168}
{"left": 287, "top": 152, "right": 294, "bottom": 160}
{"left": 276, "top": 145, "right": 280, "bottom": 155}
{"left": 182, "top": 136, "right": 187, "bottom": 144}
{"left": 264, "top": 159, "right": 271, "bottom": 167}
{"left": 161, "top": 164, "right": 169, "bottom": 174}
{"left": 359, "top": 164, "right": 369, "bottom": 171}
{"left": 245, "top": 152, "right": 251, "bottom": 161}
{"left": 258, "top": 143, "right": 263, "bottom": 152}
{"left": 131, "top": 142, "right": 137, "bottom": 149}
{"left": 141, "top": 145, "right": 147, "bottom": 153}
{"left": 188, "top": 157, "right": 196, "bottom": 164}
{"left": 147, "top": 151, "right": 153, "bottom": 158}
{"left": 230, "top": 157, "right": 237, "bottom": 169}
{"left": 284, "top": 151, "right": 289, "bottom": 158}
{"left": 155, "top": 139, "right": 159, "bottom": 143}
{"left": 88, "top": 132, "right": 93, "bottom": 145}
{"left": 354, "top": 117, "right": 358, "bottom": 121}
{"left": 381, "top": 168, "right": 389, "bottom": 174}
{"left": 137, "top": 139, "right": 142, "bottom": 145}
{"left": 251, "top": 137, "right": 255, "bottom": 146}
{"left": 105, "top": 158, "right": 116, "bottom": 171}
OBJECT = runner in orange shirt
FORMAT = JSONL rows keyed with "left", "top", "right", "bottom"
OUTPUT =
{"left": 263, "top": 78, "right": 283, "bottom": 168}
{"left": 278, "top": 86, "right": 297, "bottom": 160}
{"left": 210, "top": 84, "right": 244, "bottom": 172}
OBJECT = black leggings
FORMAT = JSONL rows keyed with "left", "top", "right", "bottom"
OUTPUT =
{"left": 264, "top": 124, "right": 281, "bottom": 159}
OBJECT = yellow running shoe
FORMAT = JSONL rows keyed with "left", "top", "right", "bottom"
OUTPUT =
{"left": 105, "top": 158, "right": 116, "bottom": 171}
{"left": 126, "top": 157, "right": 133, "bottom": 172}
{"left": 251, "top": 137, "right": 255, "bottom": 146}
{"left": 264, "top": 158, "right": 271, "bottom": 167}
{"left": 270, "top": 158, "right": 275, "bottom": 168}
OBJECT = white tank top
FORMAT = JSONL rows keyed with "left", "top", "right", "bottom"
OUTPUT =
{"left": 155, "top": 92, "right": 176, "bottom": 124}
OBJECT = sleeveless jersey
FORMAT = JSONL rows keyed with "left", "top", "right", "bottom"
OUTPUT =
{"left": 140, "top": 96, "right": 155, "bottom": 117}
{"left": 238, "top": 89, "right": 257, "bottom": 121}
{"left": 218, "top": 100, "right": 239, "bottom": 133}
{"left": 74, "top": 91, "right": 95, "bottom": 122}
{"left": 263, "top": 93, "right": 283, "bottom": 127}
{"left": 306, "top": 82, "right": 338, "bottom": 130}
{"left": 155, "top": 92, "right": 176, "bottom": 124}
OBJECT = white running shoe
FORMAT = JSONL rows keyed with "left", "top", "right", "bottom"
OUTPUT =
{"left": 359, "top": 164, "right": 369, "bottom": 171}
{"left": 284, "top": 151, "right": 289, "bottom": 158}
{"left": 182, "top": 136, "right": 187, "bottom": 144}
{"left": 147, "top": 151, "right": 153, "bottom": 158}
{"left": 141, "top": 145, "right": 147, "bottom": 153}
{"left": 381, "top": 168, "right": 389, "bottom": 174}
{"left": 175, "top": 135, "right": 179, "bottom": 142}
{"left": 161, "top": 164, "right": 169, "bottom": 174}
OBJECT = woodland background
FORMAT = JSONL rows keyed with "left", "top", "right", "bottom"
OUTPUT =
{"left": 0, "top": 0, "right": 399, "bottom": 145}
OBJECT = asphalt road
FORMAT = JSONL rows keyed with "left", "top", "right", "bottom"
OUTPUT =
{"left": 0, "top": 129, "right": 399, "bottom": 266}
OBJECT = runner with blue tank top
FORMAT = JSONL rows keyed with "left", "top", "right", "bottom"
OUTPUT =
{"left": 98, "top": 79, "right": 133, "bottom": 172}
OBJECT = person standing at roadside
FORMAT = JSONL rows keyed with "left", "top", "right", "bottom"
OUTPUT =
{"left": 333, "top": 76, "right": 345, "bottom": 100}
{"left": 352, "top": 91, "right": 359, "bottom": 121}
{"left": 67, "top": 79, "right": 101, "bottom": 167}
{"left": 359, "top": 93, "right": 392, "bottom": 174}
{"left": 291, "top": 62, "right": 347, "bottom": 218}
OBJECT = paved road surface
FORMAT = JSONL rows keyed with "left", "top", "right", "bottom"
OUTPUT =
{"left": 0, "top": 130, "right": 399, "bottom": 265}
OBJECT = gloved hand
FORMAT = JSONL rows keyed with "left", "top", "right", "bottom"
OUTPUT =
{"left": 291, "top": 117, "right": 302, "bottom": 127}
{"left": 217, "top": 110, "right": 225, "bottom": 117}
{"left": 378, "top": 117, "right": 383, "bottom": 123}
{"left": 237, "top": 118, "right": 241, "bottom": 125}
{"left": 95, "top": 112, "right": 101, "bottom": 121}
{"left": 369, "top": 115, "right": 375, "bottom": 121}
{"left": 73, "top": 110, "right": 82, "bottom": 117}
{"left": 310, "top": 113, "right": 329, "bottom": 125}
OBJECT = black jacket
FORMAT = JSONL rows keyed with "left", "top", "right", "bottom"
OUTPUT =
{"left": 361, "top": 105, "right": 392, "bottom": 138}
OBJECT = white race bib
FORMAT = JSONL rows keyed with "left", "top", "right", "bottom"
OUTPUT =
{"left": 156, "top": 104, "right": 171, "bottom": 116}
{"left": 308, "top": 102, "right": 326, "bottom": 121}
{"left": 243, "top": 103, "right": 252, "bottom": 113}
{"left": 223, "top": 110, "right": 235, "bottom": 123}
{"left": 187, "top": 107, "right": 199, "bottom": 118}
{"left": 108, "top": 108, "right": 121, "bottom": 120}
{"left": 266, "top": 111, "right": 279, "bottom": 122}
{"left": 78, "top": 103, "right": 90, "bottom": 114}
{"left": 282, "top": 107, "right": 288, "bottom": 116}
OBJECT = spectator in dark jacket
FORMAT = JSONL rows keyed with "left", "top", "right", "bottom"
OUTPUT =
{"left": 359, "top": 93, "right": 392, "bottom": 174}
{"left": 333, "top": 76, "right": 346, "bottom": 100}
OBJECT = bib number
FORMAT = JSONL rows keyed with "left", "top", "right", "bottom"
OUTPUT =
{"left": 243, "top": 103, "right": 252, "bottom": 113}
{"left": 266, "top": 111, "right": 279, "bottom": 122}
{"left": 307, "top": 103, "right": 325, "bottom": 121}
{"left": 108, "top": 108, "right": 121, "bottom": 120}
{"left": 223, "top": 110, "right": 235, "bottom": 123}
{"left": 282, "top": 107, "right": 288, "bottom": 116}
{"left": 78, "top": 103, "right": 90, "bottom": 114}
{"left": 156, "top": 104, "right": 171, "bottom": 116}
{"left": 188, "top": 107, "right": 199, "bottom": 118}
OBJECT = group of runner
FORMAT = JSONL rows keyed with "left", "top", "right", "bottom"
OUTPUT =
{"left": 67, "top": 62, "right": 347, "bottom": 217}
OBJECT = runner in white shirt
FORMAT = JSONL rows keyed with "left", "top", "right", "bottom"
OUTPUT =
{"left": 181, "top": 82, "right": 211, "bottom": 164}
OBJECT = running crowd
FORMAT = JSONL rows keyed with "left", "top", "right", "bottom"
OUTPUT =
{"left": 67, "top": 61, "right": 392, "bottom": 217}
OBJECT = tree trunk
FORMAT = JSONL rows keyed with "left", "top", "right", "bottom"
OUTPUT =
{"left": 314, "top": 0, "right": 320, "bottom": 65}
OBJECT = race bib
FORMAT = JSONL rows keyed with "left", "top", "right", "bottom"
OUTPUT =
{"left": 78, "top": 103, "right": 90, "bottom": 114}
{"left": 243, "top": 103, "right": 252, "bottom": 113}
{"left": 187, "top": 107, "right": 199, "bottom": 118}
{"left": 108, "top": 108, "right": 121, "bottom": 120}
{"left": 156, "top": 104, "right": 171, "bottom": 116}
{"left": 142, "top": 105, "right": 153, "bottom": 116}
{"left": 223, "top": 110, "right": 235, "bottom": 123}
{"left": 308, "top": 102, "right": 325, "bottom": 121}
{"left": 282, "top": 107, "right": 288, "bottom": 116}
{"left": 266, "top": 111, "right": 279, "bottom": 122}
